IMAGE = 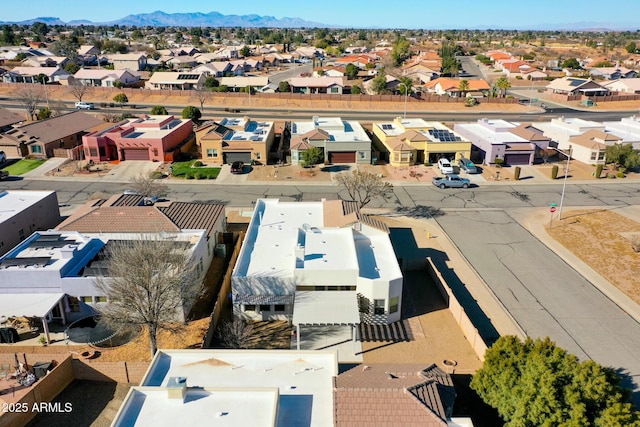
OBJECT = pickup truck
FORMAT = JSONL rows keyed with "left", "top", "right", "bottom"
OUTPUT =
{"left": 432, "top": 174, "right": 471, "bottom": 189}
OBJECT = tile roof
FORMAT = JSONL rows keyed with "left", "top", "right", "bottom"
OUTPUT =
{"left": 0, "top": 108, "right": 23, "bottom": 128}
{"left": 333, "top": 363, "right": 454, "bottom": 427}
{"left": 510, "top": 123, "right": 551, "bottom": 142}
{"left": 14, "top": 111, "right": 103, "bottom": 144}
{"left": 56, "top": 197, "right": 225, "bottom": 237}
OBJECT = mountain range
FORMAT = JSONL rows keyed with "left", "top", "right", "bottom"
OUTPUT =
{"left": 0, "top": 11, "right": 328, "bottom": 28}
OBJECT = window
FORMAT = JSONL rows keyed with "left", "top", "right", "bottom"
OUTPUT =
{"left": 68, "top": 297, "right": 80, "bottom": 312}
{"left": 390, "top": 296, "right": 399, "bottom": 313}
{"left": 96, "top": 296, "right": 107, "bottom": 303}
{"left": 244, "top": 304, "right": 256, "bottom": 312}
{"left": 80, "top": 296, "right": 93, "bottom": 303}
{"left": 598, "top": 152, "right": 605, "bottom": 161}
{"left": 331, "top": 87, "right": 339, "bottom": 94}
{"left": 259, "top": 304, "right": 270, "bottom": 312}
{"left": 206, "top": 148, "right": 218, "bottom": 158}
{"left": 18, "top": 229, "right": 25, "bottom": 240}
{"left": 374, "top": 299, "right": 385, "bottom": 315}
{"left": 274, "top": 304, "right": 285, "bottom": 312}
{"left": 31, "top": 145, "right": 43, "bottom": 154}
{"left": 590, "top": 152, "right": 597, "bottom": 161}
{"left": 89, "top": 147, "right": 98, "bottom": 157}
{"left": 359, "top": 151, "right": 366, "bottom": 159}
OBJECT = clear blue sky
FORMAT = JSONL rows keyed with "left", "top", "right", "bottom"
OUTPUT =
{"left": 2, "top": 0, "right": 640, "bottom": 29}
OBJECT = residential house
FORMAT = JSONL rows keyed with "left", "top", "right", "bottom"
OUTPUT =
{"left": 145, "top": 72, "right": 206, "bottom": 90}
{"left": 589, "top": 67, "right": 637, "bottom": 80}
{"left": 566, "top": 130, "right": 613, "bottom": 165}
{"left": 0, "top": 111, "right": 103, "bottom": 158}
{"left": 73, "top": 69, "right": 140, "bottom": 87}
{"left": 111, "top": 350, "right": 338, "bottom": 427}
{"left": 218, "top": 76, "right": 270, "bottom": 92}
{"left": 290, "top": 116, "right": 371, "bottom": 164}
{"left": 602, "top": 116, "right": 640, "bottom": 151}
{"left": 0, "top": 190, "right": 60, "bottom": 257}
{"left": 77, "top": 45, "right": 101, "bottom": 57}
{"left": 196, "top": 117, "right": 275, "bottom": 165}
{"left": 545, "top": 77, "right": 609, "bottom": 96}
{"left": 533, "top": 116, "right": 607, "bottom": 153}
{"left": 335, "top": 54, "right": 376, "bottom": 69}
{"left": 0, "top": 108, "right": 24, "bottom": 157}
{"left": 20, "top": 56, "right": 69, "bottom": 68}
{"left": 2, "top": 66, "right": 70, "bottom": 84}
{"left": 363, "top": 75, "right": 399, "bottom": 95}
{"left": 164, "top": 55, "right": 199, "bottom": 69}
{"left": 312, "top": 65, "right": 346, "bottom": 78}
{"left": 289, "top": 77, "right": 344, "bottom": 94}
{"left": 232, "top": 199, "right": 403, "bottom": 332}
{"left": 109, "top": 53, "right": 148, "bottom": 71}
{"left": 372, "top": 117, "right": 472, "bottom": 166}
{"left": 601, "top": 78, "right": 640, "bottom": 94}
{"left": 82, "top": 115, "right": 193, "bottom": 162}
{"left": 454, "top": 119, "right": 551, "bottom": 165}
{"left": 193, "top": 61, "right": 233, "bottom": 78}
{"left": 520, "top": 68, "right": 549, "bottom": 81}
{"left": 424, "top": 78, "right": 491, "bottom": 97}
{"left": 334, "top": 363, "right": 470, "bottom": 427}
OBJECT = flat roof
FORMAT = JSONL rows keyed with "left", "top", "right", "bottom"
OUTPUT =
{"left": 293, "top": 291, "right": 360, "bottom": 325}
{"left": 0, "top": 190, "right": 55, "bottom": 224}
{"left": 455, "top": 122, "right": 527, "bottom": 145}
{"left": 116, "top": 387, "right": 278, "bottom": 427}
{"left": 113, "top": 349, "right": 337, "bottom": 427}
{"left": 0, "top": 293, "right": 64, "bottom": 318}
{"left": 292, "top": 117, "right": 370, "bottom": 144}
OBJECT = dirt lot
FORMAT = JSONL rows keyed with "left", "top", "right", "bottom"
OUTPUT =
{"left": 546, "top": 209, "right": 640, "bottom": 305}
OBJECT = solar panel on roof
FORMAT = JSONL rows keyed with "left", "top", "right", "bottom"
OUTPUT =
{"left": 38, "top": 234, "right": 62, "bottom": 241}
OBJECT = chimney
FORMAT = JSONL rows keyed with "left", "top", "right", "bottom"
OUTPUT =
{"left": 166, "top": 377, "right": 187, "bottom": 401}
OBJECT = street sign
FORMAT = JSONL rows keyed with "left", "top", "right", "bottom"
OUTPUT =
{"left": 550, "top": 207, "right": 557, "bottom": 213}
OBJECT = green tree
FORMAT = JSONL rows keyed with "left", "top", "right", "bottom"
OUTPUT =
{"left": 371, "top": 73, "right": 388, "bottom": 94}
{"left": 562, "top": 57, "right": 581, "bottom": 69}
{"left": 301, "top": 146, "right": 323, "bottom": 167}
{"left": 240, "top": 45, "right": 251, "bottom": 57}
{"left": 392, "top": 36, "right": 411, "bottom": 67}
{"left": 345, "top": 63, "right": 359, "bottom": 80}
{"left": 605, "top": 144, "right": 640, "bottom": 170}
{"left": 64, "top": 62, "right": 80, "bottom": 74}
{"left": 113, "top": 93, "right": 128, "bottom": 105}
{"left": 278, "top": 81, "right": 291, "bottom": 92}
{"left": 351, "top": 84, "right": 362, "bottom": 95}
{"left": 181, "top": 105, "right": 201, "bottom": 121}
{"left": 471, "top": 336, "right": 639, "bottom": 427}
{"left": 458, "top": 79, "right": 470, "bottom": 98}
{"left": 0, "top": 25, "right": 16, "bottom": 45}
{"left": 34, "top": 73, "right": 49, "bottom": 85}
{"left": 625, "top": 41, "right": 637, "bottom": 54}
{"left": 398, "top": 76, "right": 412, "bottom": 95}
{"left": 593, "top": 60, "right": 614, "bottom": 67}
{"left": 335, "top": 170, "right": 394, "bottom": 209}
{"left": 204, "top": 76, "right": 219, "bottom": 88}
{"left": 36, "top": 107, "right": 51, "bottom": 120}
{"left": 150, "top": 105, "right": 168, "bottom": 115}
{"left": 494, "top": 77, "right": 511, "bottom": 98}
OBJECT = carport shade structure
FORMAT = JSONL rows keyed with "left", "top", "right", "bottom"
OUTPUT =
{"left": 292, "top": 291, "right": 360, "bottom": 350}
{"left": 0, "top": 293, "right": 66, "bottom": 344}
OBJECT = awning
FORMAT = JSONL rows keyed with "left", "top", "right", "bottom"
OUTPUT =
{"left": 293, "top": 291, "right": 360, "bottom": 326}
{"left": 0, "top": 293, "right": 65, "bottom": 319}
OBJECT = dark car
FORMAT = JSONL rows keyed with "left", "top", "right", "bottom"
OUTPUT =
{"left": 458, "top": 158, "right": 478, "bottom": 174}
{"left": 230, "top": 161, "right": 244, "bottom": 174}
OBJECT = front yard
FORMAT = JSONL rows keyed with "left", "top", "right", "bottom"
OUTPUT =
{"left": 171, "top": 160, "right": 221, "bottom": 179}
{"left": 0, "top": 158, "right": 45, "bottom": 175}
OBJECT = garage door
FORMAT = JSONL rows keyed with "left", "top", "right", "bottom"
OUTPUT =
{"left": 329, "top": 151, "right": 356, "bottom": 163}
{"left": 223, "top": 152, "right": 252, "bottom": 164}
{"left": 123, "top": 149, "right": 150, "bottom": 161}
{"left": 504, "top": 154, "right": 531, "bottom": 165}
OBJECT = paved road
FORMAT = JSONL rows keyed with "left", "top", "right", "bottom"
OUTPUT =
{"left": 435, "top": 209, "right": 640, "bottom": 404}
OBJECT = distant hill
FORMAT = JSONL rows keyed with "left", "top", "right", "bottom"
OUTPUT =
{"left": 0, "top": 10, "right": 329, "bottom": 28}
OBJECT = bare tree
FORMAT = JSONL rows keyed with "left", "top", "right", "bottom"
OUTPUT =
{"left": 216, "top": 319, "right": 254, "bottom": 349}
{"left": 335, "top": 169, "right": 394, "bottom": 209}
{"left": 130, "top": 173, "right": 169, "bottom": 198}
{"left": 95, "top": 237, "right": 198, "bottom": 357}
{"left": 190, "top": 86, "right": 213, "bottom": 112}
{"left": 68, "top": 81, "right": 90, "bottom": 102}
{"left": 15, "top": 86, "right": 44, "bottom": 120}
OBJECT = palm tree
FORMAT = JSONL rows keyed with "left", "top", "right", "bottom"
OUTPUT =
{"left": 495, "top": 77, "right": 511, "bottom": 98}
{"left": 458, "top": 79, "right": 470, "bottom": 98}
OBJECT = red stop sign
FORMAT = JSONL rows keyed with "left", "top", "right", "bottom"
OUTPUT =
{"left": 550, "top": 207, "right": 557, "bottom": 213}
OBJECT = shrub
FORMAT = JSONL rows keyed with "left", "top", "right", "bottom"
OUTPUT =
{"left": 595, "top": 164, "right": 604, "bottom": 178}
{"left": 494, "top": 158, "right": 504, "bottom": 168}
{"left": 616, "top": 171, "right": 626, "bottom": 178}
{"left": 464, "top": 97, "right": 478, "bottom": 107}
{"left": 185, "top": 173, "right": 194, "bottom": 179}
{"left": 515, "top": 75, "right": 523, "bottom": 80}
{"left": 150, "top": 171, "right": 164, "bottom": 179}
{"left": 607, "top": 173, "right": 616, "bottom": 179}
{"left": 196, "top": 172, "right": 204, "bottom": 179}
{"left": 551, "top": 165, "right": 559, "bottom": 179}
{"left": 193, "top": 160, "right": 203, "bottom": 167}
{"left": 514, "top": 166, "right": 521, "bottom": 181}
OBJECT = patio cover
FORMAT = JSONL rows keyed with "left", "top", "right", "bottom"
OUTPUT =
{"left": 293, "top": 291, "right": 360, "bottom": 326}
{"left": 0, "top": 293, "right": 65, "bottom": 319}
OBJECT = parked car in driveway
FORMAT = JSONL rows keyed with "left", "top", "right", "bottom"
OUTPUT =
{"left": 458, "top": 158, "right": 478, "bottom": 174}
{"left": 0, "top": 170, "right": 8, "bottom": 180}
{"left": 432, "top": 174, "right": 471, "bottom": 188}
{"left": 0, "top": 150, "right": 6, "bottom": 164}
{"left": 230, "top": 161, "right": 244, "bottom": 174}
{"left": 437, "top": 158, "right": 454, "bottom": 174}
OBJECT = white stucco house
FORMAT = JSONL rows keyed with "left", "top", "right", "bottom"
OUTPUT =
{"left": 232, "top": 199, "right": 403, "bottom": 339}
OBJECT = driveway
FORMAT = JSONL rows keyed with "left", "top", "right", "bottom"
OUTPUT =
{"left": 100, "top": 161, "right": 159, "bottom": 183}
{"left": 435, "top": 209, "right": 640, "bottom": 403}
